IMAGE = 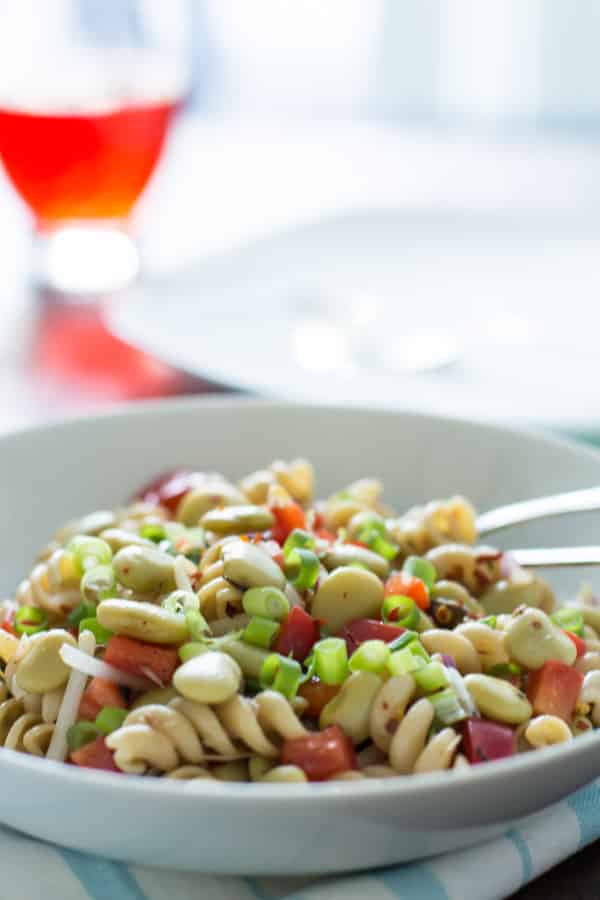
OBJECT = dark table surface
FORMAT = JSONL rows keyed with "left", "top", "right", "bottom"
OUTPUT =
{"left": 3, "top": 120, "right": 600, "bottom": 900}
{"left": 510, "top": 845, "right": 600, "bottom": 899}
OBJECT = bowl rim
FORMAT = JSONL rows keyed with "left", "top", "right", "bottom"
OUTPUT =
{"left": 4, "top": 392, "right": 600, "bottom": 464}
{"left": 2, "top": 396, "right": 600, "bottom": 804}
{"left": 1, "top": 720, "right": 598, "bottom": 806}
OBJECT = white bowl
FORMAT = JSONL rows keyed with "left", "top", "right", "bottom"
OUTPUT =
{"left": 2, "top": 399, "right": 600, "bottom": 875}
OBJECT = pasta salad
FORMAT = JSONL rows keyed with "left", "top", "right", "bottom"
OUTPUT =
{"left": 1, "top": 460, "right": 598, "bottom": 783}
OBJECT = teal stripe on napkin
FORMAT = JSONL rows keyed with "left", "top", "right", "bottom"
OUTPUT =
{"left": 506, "top": 829, "right": 533, "bottom": 882}
{"left": 59, "top": 849, "right": 148, "bottom": 900}
{"left": 568, "top": 783, "right": 600, "bottom": 847}
{"left": 381, "top": 862, "right": 449, "bottom": 899}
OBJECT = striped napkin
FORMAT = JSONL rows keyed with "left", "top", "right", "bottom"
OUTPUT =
{"left": 2, "top": 779, "right": 599, "bottom": 900}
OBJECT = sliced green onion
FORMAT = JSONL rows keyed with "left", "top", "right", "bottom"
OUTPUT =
{"left": 161, "top": 590, "right": 208, "bottom": 639}
{"left": 334, "top": 489, "right": 352, "bottom": 501}
{"left": 387, "top": 645, "right": 427, "bottom": 676}
{"left": 480, "top": 615, "right": 497, "bottom": 629}
{"left": 260, "top": 653, "right": 303, "bottom": 699}
{"left": 78, "top": 617, "right": 113, "bottom": 644}
{"left": 313, "top": 637, "right": 348, "bottom": 684}
{"left": 301, "top": 653, "right": 317, "bottom": 683}
{"left": 356, "top": 519, "right": 399, "bottom": 561}
{"left": 68, "top": 535, "right": 112, "bottom": 573}
{"left": 185, "top": 609, "right": 209, "bottom": 641}
{"left": 414, "top": 661, "right": 449, "bottom": 693}
{"left": 283, "top": 529, "right": 316, "bottom": 558}
{"left": 95, "top": 706, "right": 128, "bottom": 735}
{"left": 161, "top": 590, "right": 190, "bottom": 615}
{"left": 80, "top": 564, "right": 115, "bottom": 603}
{"left": 382, "top": 595, "right": 420, "bottom": 629}
{"left": 243, "top": 616, "right": 280, "bottom": 649}
{"left": 14, "top": 606, "right": 48, "bottom": 636}
{"left": 387, "top": 630, "right": 419, "bottom": 652}
{"left": 140, "top": 523, "right": 166, "bottom": 543}
{"left": 178, "top": 642, "right": 209, "bottom": 663}
{"left": 368, "top": 534, "right": 400, "bottom": 561}
{"left": 409, "top": 641, "right": 430, "bottom": 663}
{"left": 428, "top": 687, "right": 467, "bottom": 725}
{"left": 349, "top": 639, "right": 390, "bottom": 674}
{"left": 357, "top": 516, "right": 387, "bottom": 536}
{"left": 285, "top": 548, "right": 320, "bottom": 590}
{"left": 402, "top": 556, "right": 437, "bottom": 590}
{"left": 488, "top": 662, "right": 522, "bottom": 681}
{"left": 242, "top": 586, "right": 289, "bottom": 622}
{"left": 66, "top": 722, "right": 101, "bottom": 752}
{"left": 68, "top": 601, "right": 98, "bottom": 629}
{"left": 551, "top": 607, "right": 585, "bottom": 637}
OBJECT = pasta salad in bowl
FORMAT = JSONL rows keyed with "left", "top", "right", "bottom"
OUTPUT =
{"left": 2, "top": 399, "right": 600, "bottom": 873}
{"left": 1, "top": 460, "right": 597, "bottom": 783}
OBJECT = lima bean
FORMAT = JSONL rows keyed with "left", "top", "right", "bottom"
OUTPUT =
{"left": 464, "top": 673, "right": 532, "bottom": 724}
{"left": 319, "top": 671, "right": 382, "bottom": 744}
{"left": 15, "top": 630, "right": 76, "bottom": 694}
{"left": 504, "top": 608, "right": 576, "bottom": 669}
{"left": 311, "top": 566, "right": 384, "bottom": 632}
{"left": 174, "top": 651, "right": 242, "bottom": 704}
{"left": 322, "top": 544, "right": 390, "bottom": 579}
{"left": 222, "top": 541, "right": 285, "bottom": 590}
{"left": 480, "top": 576, "right": 555, "bottom": 616}
{"left": 99, "top": 528, "right": 154, "bottom": 552}
{"left": 201, "top": 505, "right": 274, "bottom": 535}
{"left": 97, "top": 599, "right": 188, "bottom": 644}
{"left": 176, "top": 481, "right": 245, "bottom": 526}
{"left": 113, "top": 545, "right": 176, "bottom": 595}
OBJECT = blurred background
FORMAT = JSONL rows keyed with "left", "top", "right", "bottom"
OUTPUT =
{"left": 2, "top": 0, "right": 600, "bottom": 434}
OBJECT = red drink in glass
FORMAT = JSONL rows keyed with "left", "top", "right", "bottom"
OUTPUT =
{"left": 0, "top": 96, "right": 179, "bottom": 227}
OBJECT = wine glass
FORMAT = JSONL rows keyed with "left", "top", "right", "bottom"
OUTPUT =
{"left": 0, "top": 0, "right": 188, "bottom": 294}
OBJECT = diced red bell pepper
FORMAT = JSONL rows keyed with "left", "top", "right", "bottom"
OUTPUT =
{"left": 314, "top": 528, "right": 336, "bottom": 543}
{"left": 312, "top": 510, "right": 326, "bottom": 531}
{"left": 70, "top": 737, "right": 120, "bottom": 772}
{"left": 273, "top": 607, "right": 319, "bottom": 662}
{"left": 462, "top": 718, "right": 515, "bottom": 764}
{"left": 338, "top": 618, "right": 405, "bottom": 655}
{"left": 565, "top": 631, "right": 586, "bottom": 659}
{"left": 526, "top": 660, "right": 584, "bottom": 722}
{"left": 134, "top": 469, "right": 196, "bottom": 514}
{"left": 1, "top": 619, "right": 16, "bottom": 636}
{"left": 260, "top": 539, "right": 286, "bottom": 570}
{"left": 384, "top": 573, "right": 430, "bottom": 610}
{"left": 298, "top": 678, "right": 340, "bottom": 717}
{"left": 270, "top": 503, "right": 307, "bottom": 545}
{"left": 79, "top": 677, "right": 126, "bottom": 722}
{"left": 104, "top": 636, "right": 179, "bottom": 686}
{"left": 281, "top": 725, "right": 357, "bottom": 781}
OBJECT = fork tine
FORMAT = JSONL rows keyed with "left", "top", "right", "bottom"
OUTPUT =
{"left": 511, "top": 546, "right": 600, "bottom": 568}
{"left": 477, "top": 486, "right": 600, "bottom": 536}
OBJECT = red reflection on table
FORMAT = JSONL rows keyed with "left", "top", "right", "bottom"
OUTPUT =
{"left": 29, "top": 295, "right": 195, "bottom": 402}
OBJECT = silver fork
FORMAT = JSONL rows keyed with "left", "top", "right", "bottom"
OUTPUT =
{"left": 477, "top": 486, "right": 600, "bottom": 568}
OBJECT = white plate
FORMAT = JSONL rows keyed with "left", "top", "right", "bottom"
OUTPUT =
{"left": 108, "top": 209, "right": 600, "bottom": 430}
{"left": 2, "top": 398, "right": 600, "bottom": 874}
